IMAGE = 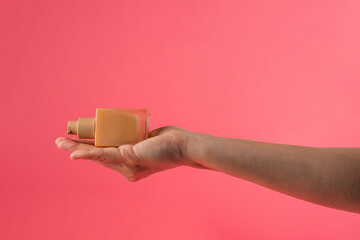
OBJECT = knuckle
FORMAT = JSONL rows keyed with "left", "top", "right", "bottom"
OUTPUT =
{"left": 120, "top": 145, "right": 142, "bottom": 164}
{"left": 89, "top": 149, "right": 105, "bottom": 161}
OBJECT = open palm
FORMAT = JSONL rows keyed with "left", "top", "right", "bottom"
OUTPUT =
{"left": 56, "top": 126, "right": 196, "bottom": 182}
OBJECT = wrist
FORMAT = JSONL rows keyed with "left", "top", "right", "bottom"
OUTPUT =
{"left": 183, "top": 131, "right": 215, "bottom": 169}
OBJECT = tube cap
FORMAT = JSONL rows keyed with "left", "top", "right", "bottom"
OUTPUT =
{"left": 67, "top": 117, "right": 96, "bottom": 139}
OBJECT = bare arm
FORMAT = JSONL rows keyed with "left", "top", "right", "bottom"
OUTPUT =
{"left": 56, "top": 126, "right": 360, "bottom": 213}
{"left": 186, "top": 132, "right": 360, "bottom": 213}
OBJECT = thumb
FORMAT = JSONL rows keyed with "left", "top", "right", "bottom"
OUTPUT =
{"left": 70, "top": 147, "right": 127, "bottom": 163}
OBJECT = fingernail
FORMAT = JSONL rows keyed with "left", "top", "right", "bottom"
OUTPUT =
{"left": 60, "top": 141, "right": 76, "bottom": 149}
{"left": 70, "top": 152, "right": 79, "bottom": 160}
{"left": 56, "top": 138, "right": 68, "bottom": 146}
{"left": 70, "top": 150, "right": 88, "bottom": 160}
{"left": 57, "top": 141, "right": 65, "bottom": 148}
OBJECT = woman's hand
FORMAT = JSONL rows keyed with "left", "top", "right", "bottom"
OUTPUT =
{"left": 55, "top": 126, "right": 203, "bottom": 182}
{"left": 56, "top": 125, "right": 360, "bottom": 212}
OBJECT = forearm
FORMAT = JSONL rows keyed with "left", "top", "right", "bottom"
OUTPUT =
{"left": 186, "top": 132, "right": 360, "bottom": 213}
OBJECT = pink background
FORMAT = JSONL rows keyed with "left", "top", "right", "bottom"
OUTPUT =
{"left": 1, "top": 0, "right": 360, "bottom": 239}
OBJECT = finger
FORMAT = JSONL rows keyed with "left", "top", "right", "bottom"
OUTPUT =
{"left": 56, "top": 137, "right": 95, "bottom": 152}
{"left": 70, "top": 149, "right": 90, "bottom": 160}
{"left": 56, "top": 137, "right": 95, "bottom": 146}
{"left": 72, "top": 138, "right": 95, "bottom": 145}
{"left": 55, "top": 137, "right": 68, "bottom": 144}
{"left": 70, "top": 147, "right": 125, "bottom": 163}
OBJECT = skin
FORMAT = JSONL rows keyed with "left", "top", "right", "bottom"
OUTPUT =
{"left": 55, "top": 126, "right": 360, "bottom": 213}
